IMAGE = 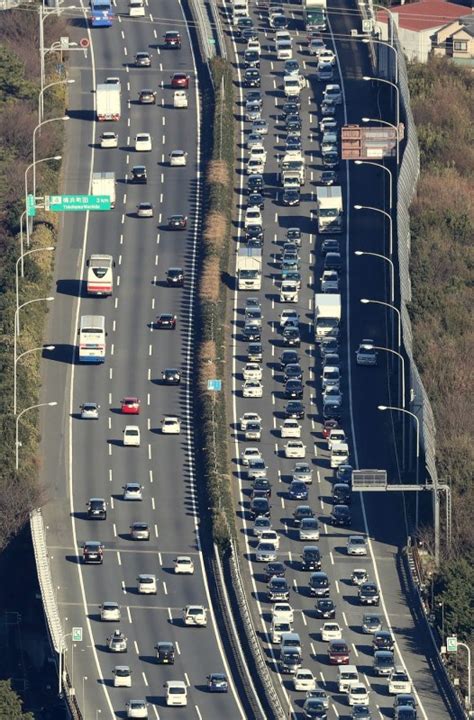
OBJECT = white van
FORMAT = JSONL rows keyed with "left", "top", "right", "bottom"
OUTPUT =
{"left": 173, "top": 91, "right": 188, "bottom": 108}
{"left": 165, "top": 680, "right": 187, "bottom": 706}
{"left": 123, "top": 425, "right": 140, "bottom": 447}
{"left": 338, "top": 664, "right": 359, "bottom": 693}
{"left": 129, "top": 0, "right": 144, "bottom": 15}
{"left": 330, "top": 442, "right": 349, "bottom": 468}
{"left": 284, "top": 75, "right": 304, "bottom": 98}
{"left": 277, "top": 40, "right": 293, "bottom": 60}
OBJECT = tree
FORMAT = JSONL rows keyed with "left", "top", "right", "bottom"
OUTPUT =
{"left": 0, "top": 680, "right": 33, "bottom": 719}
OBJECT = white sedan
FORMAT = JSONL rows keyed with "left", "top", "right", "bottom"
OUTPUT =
{"left": 255, "top": 541, "right": 278, "bottom": 562}
{"left": 284, "top": 440, "right": 306, "bottom": 458}
{"left": 174, "top": 556, "right": 195, "bottom": 574}
{"left": 347, "top": 536, "right": 368, "bottom": 556}
{"left": 327, "top": 428, "right": 346, "bottom": 450}
{"left": 134, "top": 132, "right": 152, "bottom": 151}
{"left": 280, "top": 419, "right": 301, "bottom": 438}
{"left": 260, "top": 530, "right": 280, "bottom": 549}
{"left": 271, "top": 602, "right": 294, "bottom": 623}
{"left": 240, "top": 412, "right": 262, "bottom": 431}
{"left": 161, "top": 415, "right": 181, "bottom": 434}
{"left": 244, "top": 207, "right": 262, "bottom": 227}
{"left": 169, "top": 149, "right": 188, "bottom": 166}
{"left": 318, "top": 48, "right": 336, "bottom": 65}
{"left": 321, "top": 622, "right": 342, "bottom": 641}
{"left": 100, "top": 131, "right": 118, "bottom": 148}
{"left": 243, "top": 363, "right": 263, "bottom": 381}
{"left": 242, "top": 380, "right": 263, "bottom": 397}
{"left": 241, "top": 447, "right": 262, "bottom": 465}
{"left": 293, "top": 669, "right": 316, "bottom": 692}
{"left": 249, "top": 145, "right": 267, "bottom": 163}
{"left": 348, "top": 683, "right": 370, "bottom": 706}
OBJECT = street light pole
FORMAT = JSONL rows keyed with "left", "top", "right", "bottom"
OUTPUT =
{"left": 25, "top": 154, "right": 62, "bottom": 249}
{"left": 354, "top": 160, "right": 393, "bottom": 210}
{"left": 360, "top": 297, "right": 401, "bottom": 348}
{"left": 457, "top": 642, "right": 472, "bottom": 712}
{"left": 15, "top": 401, "right": 57, "bottom": 471}
{"left": 354, "top": 203, "right": 393, "bottom": 256}
{"left": 14, "top": 345, "right": 55, "bottom": 416}
{"left": 372, "top": 345, "right": 405, "bottom": 409}
{"left": 355, "top": 250, "right": 395, "bottom": 303}
{"left": 362, "top": 115, "right": 400, "bottom": 166}
{"left": 16, "top": 247, "right": 55, "bottom": 334}
{"left": 378, "top": 405, "right": 420, "bottom": 527}
{"left": 363, "top": 75, "right": 400, "bottom": 164}
{"left": 82, "top": 676, "right": 88, "bottom": 714}
{"left": 38, "top": 78, "right": 75, "bottom": 125}
{"left": 362, "top": 37, "right": 399, "bottom": 84}
{"left": 32, "top": 117, "right": 68, "bottom": 206}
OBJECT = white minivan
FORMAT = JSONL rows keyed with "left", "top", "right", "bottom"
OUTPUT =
{"left": 165, "top": 680, "right": 188, "bottom": 706}
{"left": 338, "top": 664, "right": 359, "bottom": 693}
{"left": 330, "top": 442, "right": 349, "bottom": 468}
{"left": 123, "top": 425, "right": 140, "bottom": 446}
{"left": 129, "top": 0, "right": 144, "bottom": 15}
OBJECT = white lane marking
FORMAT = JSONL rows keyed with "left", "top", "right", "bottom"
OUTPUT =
{"left": 116, "top": 552, "right": 121, "bottom": 566}
{"left": 134, "top": 640, "right": 139, "bottom": 655}
{"left": 176, "top": 641, "right": 181, "bottom": 655}
{"left": 184, "top": 673, "right": 191, "bottom": 687}
{"left": 127, "top": 605, "right": 132, "bottom": 624}
{"left": 142, "top": 672, "right": 149, "bottom": 686}
{"left": 162, "top": 582, "right": 168, "bottom": 595}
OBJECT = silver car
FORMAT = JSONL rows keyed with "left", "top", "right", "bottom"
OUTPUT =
{"left": 80, "top": 402, "right": 99, "bottom": 419}
{"left": 123, "top": 483, "right": 144, "bottom": 501}
{"left": 251, "top": 119, "right": 269, "bottom": 135}
{"left": 299, "top": 518, "right": 320, "bottom": 540}
{"left": 100, "top": 601, "right": 121, "bottom": 622}
{"left": 292, "top": 462, "right": 313, "bottom": 484}
{"left": 130, "top": 522, "right": 150, "bottom": 540}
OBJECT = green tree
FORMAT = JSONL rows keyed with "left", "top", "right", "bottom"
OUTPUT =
{"left": 0, "top": 680, "right": 33, "bottom": 720}
{"left": 435, "top": 556, "right": 474, "bottom": 640}
{"left": 0, "top": 45, "right": 35, "bottom": 103}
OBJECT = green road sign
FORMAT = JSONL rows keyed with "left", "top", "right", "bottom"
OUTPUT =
{"left": 45, "top": 194, "right": 111, "bottom": 212}
{"left": 72, "top": 627, "right": 83, "bottom": 642}
{"left": 26, "top": 194, "right": 36, "bottom": 218}
{"left": 446, "top": 636, "right": 458, "bottom": 653}
{"left": 207, "top": 379, "right": 222, "bottom": 391}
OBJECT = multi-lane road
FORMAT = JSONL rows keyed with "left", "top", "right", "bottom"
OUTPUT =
{"left": 227, "top": 0, "right": 453, "bottom": 718}
{"left": 39, "top": 1, "right": 245, "bottom": 717}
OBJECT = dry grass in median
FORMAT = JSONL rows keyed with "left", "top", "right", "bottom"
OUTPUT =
{"left": 207, "top": 159, "right": 230, "bottom": 187}
{"left": 200, "top": 256, "right": 220, "bottom": 303}
{"left": 203, "top": 210, "right": 227, "bottom": 255}
{"left": 198, "top": 340, "right": 217, "bottom": 387}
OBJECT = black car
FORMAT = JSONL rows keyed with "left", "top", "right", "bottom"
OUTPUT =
{"left": 166, "top": 267, "right": 184, "bottom": 286}
{"left": 288, "top": 480, "right": 308, "bottom": 501}
{"left": 283, "top": 326, "right": 301, "bottom": 346}
{"left": 359, "top": 581, "right": 380, "bottom": 606}
{"left": 155, "top": 641, "right": 175, "bottom": 664}
{"left": 284, "top": 363, "right": 303, "bottom": 381}
{"left": 286, "top": 114, "right": 302, "bottom": 131}
{"left": 321, "top": 237, "right": 340, "bottom": 254}
{"left": 267, "top": 576, "right": 290, "bottom": 601}
{"left": 331, "top": 504, "right": 352, "bottom": 526}
{"left": 322, "top": 151, "right": 339, "bottom": 169}
{"left": 86, "top": 497, "right": 107, "bottom": 520}
{"left": 244, "top": 50, "right": 260, "bottom": 68}
{"left": 285, "top": 401, "right": 305, "bottom": 419}
{"left": 155, "top": 313, "right": 177, "bottom": 329}
{"left": 247, "top": 192, "right": 264, "bottom": 210}
{"left": 303, "top": 697, "right": 327, "bottom": 719}
{"left": 264, "top": 561, "right": 286, "bottom": 582}
{"left": 168, "top": 214, "right": 187, "bottom": 230}
{"left": 301, "top": 545, "right": 321, "bottom": 571}
{"left": 252, "top": 477, "right": 272, "bottom": 498}
{"left": 314, "top": 598, "right": 336, "bottom": 619}
{"left": 130, "top": 165, "right": 147, "bottom": 183}
{"left": 283, "top": 189, "right": 300, "bottom": 207}
{"left": 243, "top": 322, "right": 261, "bottom": 341}
{"left": 332, "top": 483, "right": 352, "bottom": 505}
{"left": 235, "top": 17, "right": 254, "bottom": 37}
{"left": 337, "top": 464, "right": 353, "bottom": 484}
{"left": 82, "top": 540, "right": 104, "bottom": 564}
{"left": 280, "top": 350, "right": 300, "bottom": 369}
{"left": 320, "top": 170, "right": 337, "bottom": 186}
{"left": 162, "top": 368, "right": 181, "bottom": 385}
{"left": 245, "top": 224, "right": 264, "bottom": 243}
{"left": 247, "top": 173, "right": 264, "bottom": 193}
{"left": 280, "top": 649, "right": 302, "bottom": 674}
{"left": 244, "top": 69, "right": 261, "bottom": 87}
{"left": 372, "top": 630, "right": 395, "bottom": 651}
{"left": 286, "top": 136, "right": 302, "bottom": 151}
{"left": 248, "top": 342, "right": 263, "bottom": 362}
{"left": 207, "top": 673, "right": 228, "bottom": 693}
{"left": 282, "top": 101, "right": 300, "bottom": 119}
{"left": 293, "top": 505, "right": 315, "bottom": 526}
{"left": 272, "top": 14, "right": 288, "bottom": 29}
{"left": 309, "top": 571, "right": 330, "bottom": 597}
{"left": 324, "top": 252, "right": 342, "bottom": 270}
{"left": 285, "top": 379, "right": 303, "bottom": 399}
{"left": 250, "top": 496, "right": 270, "bottom": 519}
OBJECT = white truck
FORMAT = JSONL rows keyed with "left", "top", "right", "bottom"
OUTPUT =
{"left": 237, "top": 248, "right": 262, "bottom": 291}
{"left": 304, "top": 0, "right": 327, "bottom": 32}
{"left": 92, "top": 171, "right": 116, "bottom": 208}
{"left": 280, "top": 280, "right": 299, "bottom": 303}
{"left": 314, "top": 294, "right": 341, "bottom": 340}
{"left": 316, "top": 186, "right": 343, "bottom": 234}
{"left": 96, "top": 83, "right": 121, "bottom": 121}
{"left": 280, "top": 151, "right": 305, "bottom": 186}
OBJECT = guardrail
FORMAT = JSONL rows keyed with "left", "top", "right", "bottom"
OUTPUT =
{"left": 188, "top": 0, "right": 217, "bottom": 60}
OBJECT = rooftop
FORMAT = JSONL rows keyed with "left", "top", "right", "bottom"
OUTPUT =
{"left": 376, "top": 1, "right": 470, "bottom": 32}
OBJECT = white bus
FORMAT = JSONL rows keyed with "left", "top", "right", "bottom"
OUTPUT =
{"left": 78, "top": 315, "right": 106, "bottom": 363}
{"left": 86, "top": 254, "right": 114, "bottom": 296}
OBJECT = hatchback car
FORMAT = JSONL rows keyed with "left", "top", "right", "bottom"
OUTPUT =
{"left": 207, "top": 673, "right": 228, "bottom": 693}
{"left": 174, "top": 556, "right": 195, "bottom": 574}
{"left": 100, "top": 131, "right": 118, "bottom": 148}
{"left": 162, "top": 367, "right": 181, "bottom": 384}
{"left": 359, "top": 581, "right": 380, "bottom": 606}
{"left": 134, "top": 133, "right": 152, "bottom": 151}
{"left": 137, "top": 574, "right": 157, "bottom": 594}
{"left": 135, "top": 52, "right": 151, "bottom": 66}
{"left": 138, "top": 88, "right": 156, "bottom": 104}
{"left": 166, "top": 267, "right": 184, "bottom": 286}
{"left": 123, "top": 425, "right": 140, "bottom": 446}
{"left": 155, "top": 313, "right": 177, "bottom": 329}
{"left": 136, "top": 202, "right": 153, "bottom": 217}
{"left": 331, "top": 504, "right": 352, "bottom": 527}
{"left": 126, "top": 699, "right": 148, "bottom": 718}
{"left": 315, "top": 598, "right": 336, "bottom": 619}
{"left": 168, "top": 214, "right": 187, "bottom": 230}
{"left": 164, "top": 30, "right": 181, "bottom": 47}
{"left": 86, "top": 497, "right": 107, "bottom": 520}
{"left": 299, "top": 517, "right": 320, "bottom": 540}
{"left": 123, "top": 483, "right": 144, "bottom": 501}
{"left": 80, "top": 402, "right": 99, "bottom": 419}
{"left": 82, "top": 540, "right": 104, "bottom": 564}
{"left": 113, "top": 665, "right": 132, "bottom": 687}
{"left": 250, "top": 496, "right": 270, "bottom": 519}
{"left": 161, "top": 415, "right": 181, "bottom": 434}
{"left": 169, "top": 149, "right": 188, "bottom": 166}
{"left": 130, "top": 522, "right": 150, "bottom": 540}
{"left": 309, "top": 571, "right": 330, "bottom": 597}
{"left": 100, "top": 601, "right": 120, "bottom": 621}
{"left": 130, "top": 165, "right": 147, "bottom": 183}
{"left": 121, "top": 396, "right": 140, "bottom": 414}
{"left": 171, "top": 72, "right": 190, "bottom": 88}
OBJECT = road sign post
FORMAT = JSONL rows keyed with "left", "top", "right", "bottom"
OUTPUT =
{"left": 207, "top": 379, "right": 222, "bottom": 392}
{"left": 45, "top": 194, "right": 111, "bottom": 212}
{"left": 446, "top": 636, "right": 458, "bottom": 653}
{"left": 26, "top": 194, "right": 36, "bottom": 218}
{"left": 72, "top": 627, "right": 83, "bottom": 642}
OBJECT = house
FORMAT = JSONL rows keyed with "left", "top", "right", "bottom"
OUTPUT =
{"left": 431, "top": 14, "right": 474, "bottom": 65}
{"left": 376, "top": 1, "right": 472, "bottom": 62}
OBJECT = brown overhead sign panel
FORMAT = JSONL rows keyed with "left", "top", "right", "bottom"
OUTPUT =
{"left": 341, "top": 124, "right": 404, "bottom": 160}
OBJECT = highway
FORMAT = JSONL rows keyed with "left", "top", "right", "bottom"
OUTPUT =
{"left": 38, "top": 0, "right": 244, "bottom": 717}
{"left": 227, "top": 0, "right": 452, "bottom": 718}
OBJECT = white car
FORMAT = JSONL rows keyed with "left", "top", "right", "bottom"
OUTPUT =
{"left": 249, "top": 145, "right": 267, "bottom": 163}
{"left": 137, "top": 574, "right": 157, "bottom": 594}
{"left": 123, "top": 425, "right": 140, "bottom": 446}
{"left": 321, "top": 365, "right": 340, "bottom": 389}
{"left": 321, "top": 622, "right": 342, "bottom": 641}
{"left": 280, "top": 419, "right": 301, "bottom": 438}
{"left": 293, "top": 668, "right": 316, "bottom": 692}
{"left": 330, "top": 442, "right": 349, "bottom": 468}
{"left": 80, "top": 402, "right": 100, "bottom": 419}
{"left": 129, "top": 0, "right": 145, "bottom": 15}
{"left": 245, "top": 422, "right": 262, "bottom": 441}
{"left": 241, "top": 447, "right": 262, "bottom": 465}
{"left": 136, "top": 202, "right": 154, "bottom": 217}
{"left": 242, "top": 380, "right": 263, "bottom": 397}
{"left": 244, "top": 207, "right": 262, "bottom": 227}
{"left": 388, "top": 668, "right": 412, "bottom": 694}
{"left": 161, "top": 415, "right": 181, "bottom": 434}
{"left": 284, "top": 440, "right": 306, "bottom": 458}
{"left": 253, "top": 516, "right": 272, "bottom": 537}
{"left": 247, "top": 38, "right": 261, "bottom": 54}
{"left": 356, "top": 338, "right": 378, "bottom": 366}
{"left": 243, "top": 363, "right": 263, "bottom": 381}
{"left": 293, "top": 462, "right": 313, "bottom": 484}
{"left": 348, "top": 683, "right": 370, "bottom": 706}
{"left": 260, "top": 530, "right": 280, "bottom": 549}
{"left": 247, "top": 157, "right": 265, "bottom": 175}
{"left": 173, "top": 90, "right": 188, "bottom": 108}
{"left": 323, "top": 83, "right": 342, "bottom": 105}
{"left": 299, "top": 518, "right": 320, "bottom": 541}
{"left": 183, "top": 604, "right": 207, "bottom": 626}
{"left": 174, "top": 556, "right": 195, "bottom": 574}
{"left": 351, "top": 568, "right": 369, "bottom": 586}
{"left": 169, "top": 150, "right": 188, "bottom": 166}
{"left": 100, "top": 601, "right": 121, "bottom": 621}
{"left": 347, "top": 536, "right": 368, "bottom": 555}
{"left": 122, "top": 483, "right": 144, "bottom": 501}
{"left": 134, "top": 133, "right": 152, "bottom": 151}
{"left": 240, "top": 412, "right": 262, "bottom": 431}
{"left": 113, "top": 665, "right": 132, "bottom": 687}
{"left": 318, "top": 48, "right": 336, "bottom": 65}
{"left": 275, "top": 30, "right": 291, "bottom": 43}
{"left": 271, "top": 602, "right": 294, "bottom": 623}
{"left": 165, "top": 680, "right": 187, "bottom": 707}
{"left": 126, "top": 699, "right": 148, "bottom": 718}
{"left": 100, "top": 131, "right": 118, "bottom": 148}
{"left": 327, "top": 428, "right": 346, "bottom": 450}
{"left": 255, "top": 541, "right": 278, "bottom": 562}
{"left": 280, "top": 310, "right": 299, "bottom": 328}
{"left": 320, "top": 269, "right": 339, "bottom": 292}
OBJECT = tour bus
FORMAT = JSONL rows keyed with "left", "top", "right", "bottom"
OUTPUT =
{"left": 78, "top": 316, "right": 106, "bottom": 363}
{"left": 90, "top": 0, "right": 113, "bottom": 27}
{"left": 86, "top": 254, "right": 114, "bottom": 296}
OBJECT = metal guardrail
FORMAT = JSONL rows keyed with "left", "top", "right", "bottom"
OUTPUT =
{"left": 189, "top": 0, "right": 217, "bottom": 60}
{"left": 210, "top": 0, "right": 227, "bottom": 59}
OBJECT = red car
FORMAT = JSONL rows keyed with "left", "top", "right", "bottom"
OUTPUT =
{"left": 121, "top": 397, "right": 141, "bottom": 415}
{"left": 328, "top": 639, "right": 350, "bottom": 665}
{"left": 171, "top": 72, "right": 190, "bottom": 89}
{"left": 155, "top": 313, "right": 177, "bottom": 329}
{"left": 322, "top": 418, "right": 338, "bottom": 439}
{"left": 164, "top": 31, "right": 181, "bottom": 48}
